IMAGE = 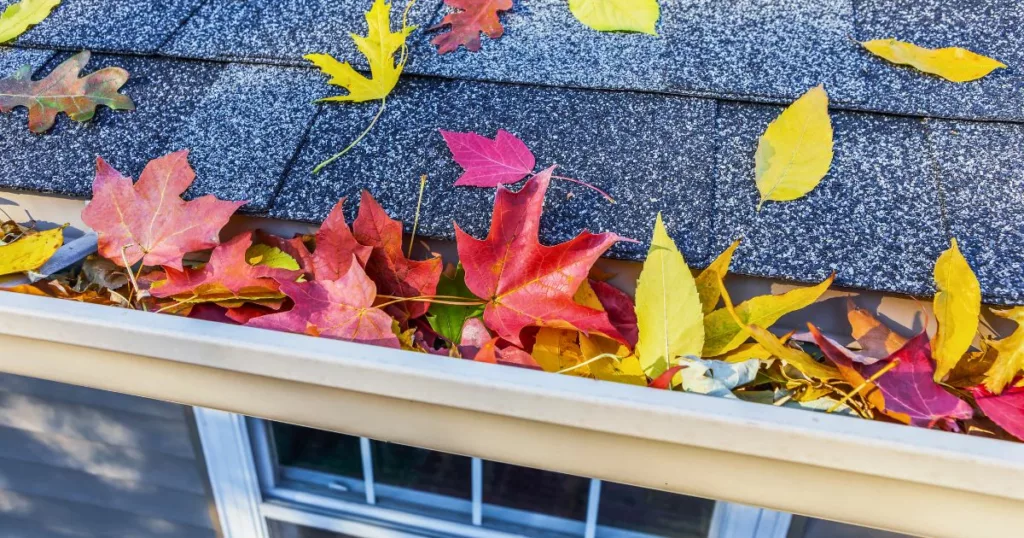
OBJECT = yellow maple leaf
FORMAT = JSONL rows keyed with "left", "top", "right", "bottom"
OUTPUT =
{"left": 861, "top": 39, "right": 1006, "bottom": 83}
{"left": 932, "top": 238, "right": 981, "bottom": 382}
{"left": 754, "top": 84, "right": 834, "bottom": 210}
{"left": 568, "top": 0, "right": 660, "bottom": 35}
{"left": 305, "top": 0, "right": 415, "bottom": 103}
{"left": 634, "top": 213, "right": 704, "bottom": 378}
{"left": 0, "top": 0, "right": 61, "bottom": 44}
{"left": 983, "top": 307, "right": 1024, "bottom": 394}
{"left": 0, "top": 226, "right": 63, "bottom": 276}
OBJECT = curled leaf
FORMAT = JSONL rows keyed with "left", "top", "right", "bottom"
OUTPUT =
{"left": 932, "top": 238, "right": 981, "bottom": 382}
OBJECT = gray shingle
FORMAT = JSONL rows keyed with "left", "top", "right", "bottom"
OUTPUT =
{"left": 713, "top": 103, "right": 946, "bottom": 296}
{"left": 0, "top": 46, "right": 53, "bottom": 75}
{"left": 269, "top": 76, "right": 718, "bottom": 264}
{"left": 0, "top": 54, "right": 321, "bottom": 211}
{"left": 12, "top": 0, "right": 206, "bottom": 54}
{"left": 930, "top": 119, "right": 1024, "bottom": 304}
{"left": 162, "top": 0, "right": 444, "bottom": 66}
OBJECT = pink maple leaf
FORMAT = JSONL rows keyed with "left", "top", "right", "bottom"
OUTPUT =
{"left": 440, "top": 129, "right": 536, "bottom": 187}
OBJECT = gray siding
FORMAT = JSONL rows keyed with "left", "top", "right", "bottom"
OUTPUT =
{"left": 0, "top": 374, "right": 220, "bottom": 538}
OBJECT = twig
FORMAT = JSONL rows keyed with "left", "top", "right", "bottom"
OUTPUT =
{"left": 408, "top": 174, "right": 427, "bottom": 258}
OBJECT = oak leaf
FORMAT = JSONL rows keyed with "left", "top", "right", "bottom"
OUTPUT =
{"left": 247, "top": 260, "right": 400, "bottom": 349}
{"left": 568, "top": 0, "right": 659, "bottom": 35}
{"left": 754, "top": 85, "right": 833, "bottom": 210}
{"left": 861, "top": 39, "right": 1006, "bottom": 83}
{"left": 352, "top": 190, "right": 441, "bottom": 322}
{"left": 440, "top": 129, "right": 535, "bottom": 187}
{"left": 81, "top": 151, "right": 244, "bottom": 270}
{"left": 932, "top": 238, "right": 980, "bottom": 382}
{"left": 983, "top": 307, "right": 1024, "bottom": 394}
{"left": 456, "top": 168, "right": 626, "bottom": 347}
{"left": 0, "top": 0, "right": 60, "bottom": 44}
{"left": 0, "top": 226, "right": 62, "bottom": 276}
{"left": 430, "top": 0, "right": 511, "bottom": 54}
{"left": 0, "top": 51, "right": 134, "bottom": 133}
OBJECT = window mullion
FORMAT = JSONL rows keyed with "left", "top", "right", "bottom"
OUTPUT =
{"left": 708, "top": 502, "right": 792, "bottom": 538}
{"left": 360, "top": 437, "right": 377, "bottom": 505}
{"left": 472, "top": 457, "right": 483, "bottom": 526}
{"left": 584, "top": 479, "right": 602, "bottom": 538}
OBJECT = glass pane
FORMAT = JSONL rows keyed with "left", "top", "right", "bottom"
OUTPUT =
{"left": 598, "top": 482, "right": 714, "bottom": 537}
{"left": 371, "top": 440, "right": 471, "bottom": 499}
{"left": 788, "top": 516, "right": 913, "bottom": 538}
{"left": 271, "top": 423, "right": 362, "bottom": 478}
{"left": 267, "top": 520, "right": 359, "bottom": 538}
{"left": 483, "top": 461, "right": 590, "bottom": 520}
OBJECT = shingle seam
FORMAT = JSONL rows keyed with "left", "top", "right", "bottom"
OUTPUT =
{"left": 705, "top": 99, "right": 725, "bottom": 267}
{"left": 154, "top": 0, "right": 216, "bottom": 53}
{"left": 921, "top": 117, "right": 953, "bottom": 242}
{"left": 263, "top": 106, "right": 326, "bottom": 214}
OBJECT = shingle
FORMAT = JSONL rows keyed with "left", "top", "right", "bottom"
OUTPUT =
{"left": 0, "top": 46, "right": 53, "bottom": 75}
{"left": 13, "top": 0, "right": 207, "bottom": 54}
{"left": 713, "top": 103, "right": 946, "bottom": 296}
{"left": 269, "top": 77, "right": 718, "bottom": 264}
{"left": 162, "top": 0, "right": 444, "bottom": 66}
{"left": 0, "top": 54, "right": 321, "bottom": 211}
{"left": 851, "top": 0, "right": 1024, "bottom": 122}
{"left": 930, "top": 119, "right": 1024, "bottom": 304}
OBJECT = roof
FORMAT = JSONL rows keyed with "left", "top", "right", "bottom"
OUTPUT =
{"left": 0, "top": 0, "right": 1021, "bottom": 304}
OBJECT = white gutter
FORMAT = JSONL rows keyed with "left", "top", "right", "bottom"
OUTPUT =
{"left": 0, "top": 291, "right": 1022, "bottom": 537}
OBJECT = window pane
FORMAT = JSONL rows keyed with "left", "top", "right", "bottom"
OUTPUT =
{"left": 371, "top": 440, "right": 471, "bottom": 499}
{"left": 267, "top": 520, "right": 359, "bottom": 538}
{"left": 598, "top": 482, "right": 714, "bottom": 537}
{"left": 483, "top": 461, "right": 590, "bottom": 520}
{"left": 788, "top": 516, "right": 912, "bottom": 538}
{"left": 271, "top": 423, "right": 362, "bottom": 478}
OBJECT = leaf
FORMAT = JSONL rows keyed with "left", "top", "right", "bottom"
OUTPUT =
{"left": 456, "top": 168, "right": 625, "bottom": 346}
{"left": 580, "top": 334, "right": 646, "bottom": 386}
{"left": 246, "top": 244, "right": 300, "bottom": 271}
{"left": 352, "top": 190, "right": 442, "bottom": 322}
{"left": 532, "top": 328, "right": 589, "bottom": 377}
{"left": 861, "top": 39, "right": 1007, "bottom": 83}
{"left": 0, "top": 50, "right": 134, "bottom": 133}
{"left": 948, "top": 341, "right": 997, "bottom": 389}
{"left": 740, "top": 322, "right": 840, "bottom": 382}
{"left": 312, "top": 198, "right": 372, "bottom": 281}
{"left": 983, "top": 307, "right": 1024, "bottom": 394}
{"left": 304, "top": 0, "right": 414, "bottom": 102}
{"left": 568, "top": 0, "right": 659, "bottom": 35}
{"left": 970, "top": 385, "right": 1024, "bottom": 442}
{"left": 150, "top": 232, "right": 302, "bottom": 304}
{"left": 589, "top": 279, "right": 638, "bottom": 348}
{"left": 695, "top": 239, "right": 740, "bottom": 314}
{"left": 0, "top": 0, "right": 60, "bottom": 44}
{"left": 650, "top": 365, "right": 685, "bottom": 390}
{"left": 247, "top": 260, "right": 400, "bottom": 349}
{"left": 0, "top": 226, "right": 62, "bottom": 276}
{"left": 932, "top": 238, "right": 981, "bottom": 382}
{"left": 81, "top": 151, "right": 244, "bottom": 270}
{"left": 439, "top": 129, "right": 536, "bottom": 187}
{"left": 702, "top": 274, "right": 833, "bottom": 357}
{"left": 635, "top": 213, "right": 704, "bottom": 377}
{"left": 847, "top": 300, "right": 907, "bottom": 359}
{"left": 428, "top": 263, "right": 483, "bottom": 344}
{"left": 676, "top": 357, "right": 760, "bottom": 398}
{"left": 811, "top": 326, "right": 973, "bottom": 427}
{"left": 457, "top": 317, "right": 491, "bottom": 359}
{"left": 430, "top": 0, "right": 512, "bottom": 54}
{"left": 754, "top": 84, "right": 834, "bottom": 210}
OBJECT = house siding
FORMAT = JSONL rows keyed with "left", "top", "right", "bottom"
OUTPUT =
{"left": 0, "top": 373, "right": 220, "bottom": 538}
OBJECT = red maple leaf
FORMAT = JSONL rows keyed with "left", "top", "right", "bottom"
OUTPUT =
{"left": 81, "top": 150, "right": 244, "bottom": 270}
{"left": 430, "top": 0, "right": 512, "bottom": 54}
{"left": 247, "top": 260, "right": 399, "bottom": 349}
{"left": 313, "top": 198, "right": 372, "bottom": 280}
{"left": 590, "top": 279, "right": 639, "bottom": 348}
{"left": 440, "top": 129, "right": 535, "bottom": 187}
{"left": 810, "top": 325, "right": 973, "bottom": 427}
{"left": 456, "top": 168, "right": 627, "bottom": 347}
{"left": 969, "top": 384, "right": 1024, "bottom": 442}
{"left": 150, "top": 231, "right": 301, "bottom": 301}
{"left": 352, "top": 191, "right": 441, "bottom": 322}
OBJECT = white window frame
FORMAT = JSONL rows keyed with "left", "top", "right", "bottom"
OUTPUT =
{"left": 195, "top": 408, "right": 791, "bottom": 538}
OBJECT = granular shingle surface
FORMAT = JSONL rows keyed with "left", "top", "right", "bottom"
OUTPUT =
{"left": 0, "top": 0, "right": 1022, "bottom": 303}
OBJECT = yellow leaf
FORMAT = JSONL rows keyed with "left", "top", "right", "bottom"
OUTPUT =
{"left": 580, "top": 334, "right": 647, "bottom": 386}
{"left": 695, "top": 239, "right": 740, "bottom": 314}
{"left": 932, "top": 238, "right": 980, "bottom": 382}
{"left": 861, "top": 39, "right": 1006, "bottom": 83}
{"left": 847, "top": 301, "right": 906, "bottom": 358}
{"left": 711, "top": 334, "right": 791, "bottom": 364}
{"left": 0, "top": 226, "right": 63, "bottom": 276}
{"left": 0, "top": 0, "right": 60, "bottom": 44}
{"left": 568, "top": 0, "right": 659, "bottom": 35}
{"left": 746, "top": 324, "right": 841, "bottom": 382}
{"left": 703, "top": 274, "right": 834, "bottom": 357}
{"left": 635, "top": 213, "right": 704, "bottom": 377}
{"left": 983, "top": 307, "right": 1024, "bottom": 394}
{"left": 304, "top": 0, "right": 415, "bottom": 103}
{"left": 573, "top": 279, "right": 605, "bottom": 311}
{"left": 754, "top": 84, "right": 834, "bottom": 210}
{"left": 246, "top": 244, "right": 300, "bottom": 271}
{"left": 532, "top": 328, "right": 589, "bottom": 377}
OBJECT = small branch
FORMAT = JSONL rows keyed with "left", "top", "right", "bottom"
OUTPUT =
{"left": 827, "top": 359, "right": 900, "bottom": 413}
{"left": 408, "top": 174, "right": 427, "bottom": 259}
{"left": 314, "top": 98, "right": 387, "bottom": 174}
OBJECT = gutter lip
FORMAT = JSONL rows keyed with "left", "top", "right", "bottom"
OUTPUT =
{"left": 1, "top": 291, "right": 1022, "bottom": 502}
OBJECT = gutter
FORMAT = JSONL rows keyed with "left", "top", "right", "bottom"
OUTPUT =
{"left": 0, "top": 292, "right": 1021, "bottom": 537}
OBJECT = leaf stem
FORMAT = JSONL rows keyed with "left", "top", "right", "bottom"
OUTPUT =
{"left": 556, "top": 353, "right": 621, "bottom": 375}
{"left": 408, "top": 174, "right": 427, "bottom": 259}
{"left": 313, "top": 97, "right": 387, "bottom": 174}
{"left": 550, "top": 174, "right": 616, "bottom": 204}
{"left": 376, "top": 294, "right": 485, "bottom": 308}
{"left": 120, "top": 246, "right": 142, "bottom": 309}
{"left": 826, "top": 359, "right": 900, "bottom": 413}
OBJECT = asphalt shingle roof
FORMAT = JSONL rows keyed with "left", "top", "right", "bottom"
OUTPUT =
{"left": 0, "top": 0, "right": 1021, "bottom": 303}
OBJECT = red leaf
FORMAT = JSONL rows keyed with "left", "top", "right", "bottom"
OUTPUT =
{"left": 440, "top": 129, "right": 535, "bottom": 187}
{"left": 590, "top": 279, "right": 639, "bottom": 348}
{"left": 254, "top": 230, "right": 315, "bottom": 277}
{"left": 972, "top": 385, "right": 1024, "bottom": 441}
{"left": 187, "top": 303, "right": 236, "bottom": 324}
{"left": 352, "top": 191, "right": 442, "bottom": 322}
{"left": 150, "top": 232, "right": 300, "bottom": 299}
{"left": 430, "top": 0, "right": 512, "bottom": 54}
{"left": 81, "top": 151, "right": 244, "bottom": 270}
{"left": 247, "top": 260, "right": 399, "bottom": 349}
{"left": 313, "top": 198, "right": 372, "bottom": 280}
{"left": 458, "top": 317, "right": 491, "bottom": 359}
{"left": 810, "top": 326, "right": 973, "bottom": 427}
{"left": 456, "top": 168, "right": 627, "bottom": 347}
{"left": 225, "top": 303, "right": 281, "bottom": 325}
{"left": 650, "top": 365, "right": 685, "bottom": 390}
